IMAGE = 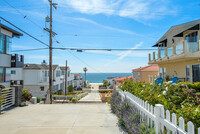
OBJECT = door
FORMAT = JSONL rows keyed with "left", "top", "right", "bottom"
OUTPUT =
{"left": 192, "top": 64, "right": 200, "bottom": 82}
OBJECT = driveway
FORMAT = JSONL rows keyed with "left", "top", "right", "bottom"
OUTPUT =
{"left": 0, "top": 104, "right": 123, "bottom": 134}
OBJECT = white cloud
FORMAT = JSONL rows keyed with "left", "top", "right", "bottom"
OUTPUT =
{"left": 104, "top": 42, "right": 143, "bottom": 66}
{"left": 54, "top": 0, "right": 177, "bottom": 22}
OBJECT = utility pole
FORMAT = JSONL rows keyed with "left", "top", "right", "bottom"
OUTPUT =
{"left": 45, "top": 0, "right": 57, "bottom": 104}
{"left": 65, "top": 60, "right": 68, "bottom": 96}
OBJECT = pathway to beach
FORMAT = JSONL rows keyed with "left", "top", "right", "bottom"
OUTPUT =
{"left": 0, "top": 83, "right": 123, "bottom": 134}
{"left": 79, "top": 83, "right": 102, "bottom": 103}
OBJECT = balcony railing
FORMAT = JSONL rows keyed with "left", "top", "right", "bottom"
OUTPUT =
{"left": 176, "top": 44, "right": 183, "bottom": 54}
{"left": 167, "top": 47, "right": 173, "bottom": 57}
{"left": 187, "top": 42, "right": 199, "bottom": 52}
{"left": 160, "top": 49, "right": 165, "bottom": 58}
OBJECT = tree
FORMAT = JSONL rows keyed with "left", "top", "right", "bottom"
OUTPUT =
{"left": 83, "top": 67, "right": 88, "bottom": 87}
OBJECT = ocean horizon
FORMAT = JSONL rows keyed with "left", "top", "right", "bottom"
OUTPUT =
{"left": 74, "top": 73, "right": 132, "bottom": 83}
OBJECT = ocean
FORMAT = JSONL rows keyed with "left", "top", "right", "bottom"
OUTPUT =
{"left": 80, "top": 73, "right": 132, "bottom": 83}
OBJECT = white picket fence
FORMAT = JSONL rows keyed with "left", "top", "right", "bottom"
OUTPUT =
{"left": 118, "top": 90, "right": 200, "bottom": 134}
{"left": 1, "top": 88, "right": 15, "bottom": 110}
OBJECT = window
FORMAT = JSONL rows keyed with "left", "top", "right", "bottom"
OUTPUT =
{"left": 163, "top": 68, "right": 166, "bottom": 79}
{"left": 159, "top": 68, "right": 163, "bottom": 78}
{"left": 40, "top": 86, "right": 44, "bottom": 91}
{"left": 45, "top": 71, "right": 48, "bottom": 77}
{"left": 11, "top": 70, "right": 16, "bottom": 75}
{"left": 0, "top": 68, "right": 4, "bottom": 82}
{"left": 6, "top": 36, "right": 12, "bottom": 54}
{"left": 138, "top": 72, "right": 140, "bottom": 79}
{"left": 5, "top": 68, "right": 11, "bottom": 81}
{"left": 186, "top": 31, "right": 198, "bottom": 52}
{"left": 56, "top": 71, "right": 60, "bottom": 77}
{"left": 133, "top": 72, "right": 135, "bottom": 80}
{"left": 68, "top": 71, "right": 70, "bottom": 77}
{"left": 61, "top": 70, "right": 65, "bottom": 75}
{"left": 0, "top": 34, "right": 5, "bottom": 53}
{"left": 186, "top": 65, "right": 190, "bottom": 82}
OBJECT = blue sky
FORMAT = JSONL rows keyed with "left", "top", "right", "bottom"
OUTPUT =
{"left": 0, "top": 0, "right": 200, "bottom": 73}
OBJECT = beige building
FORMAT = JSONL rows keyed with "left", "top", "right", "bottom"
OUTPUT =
{"left": 132, "top": 65, "right": 159, "bottom": 83}
{"left": 148, "top": 19, "right": 200, "bottom": 83}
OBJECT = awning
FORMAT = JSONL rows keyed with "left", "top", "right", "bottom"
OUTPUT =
{"left": 174, "top": 24, "right": 199, "bottom": 37}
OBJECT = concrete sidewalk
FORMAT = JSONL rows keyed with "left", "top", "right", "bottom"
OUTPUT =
{"left": 79, "top": 89, "right": 102, "bottom": 103}
{"left": 0, "top": 104, "right": 123, "bottom": 134}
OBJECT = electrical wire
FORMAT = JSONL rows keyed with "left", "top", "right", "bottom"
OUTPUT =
{"left": 0, "top": 16, "right": 49, "bottom": 47}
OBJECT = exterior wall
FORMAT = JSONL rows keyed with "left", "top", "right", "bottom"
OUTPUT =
{"left": 24, "top": 85, "right": 49, "bottom": 99}
{"left": 11, "top": 68, "right": 23, "bottom": 80}
{"left": 158, "top": 59, "right": 199, "bottom": 82}
{"left": 133, "top": 70, "right": 158, "bottom": 83}
{"left": 0, "top": 54, "right": 11, "bottom": 67}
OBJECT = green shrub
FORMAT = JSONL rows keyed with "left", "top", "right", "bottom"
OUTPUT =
{"left": 68, "top": 97, "right": 73, "bottom": 101}
{"left": 22, "top": 89, "right": 32, "bottom": 101}
{"left": 0, "top": 85, "right": 5, "bottom": 89}
{"left": 68, "top": 85, "right": 74, "bottom": 92}
{"left": 37, "top": 97, "right": 42, "bottom": 103}
{"left": 54, "top": 89, "right": 63, "bottom": 95}
{"left": 120, "top": 80, "right": 200, "bottom": 130}
{"left": 71, "top": 97, "right": 76, "bottom": 103}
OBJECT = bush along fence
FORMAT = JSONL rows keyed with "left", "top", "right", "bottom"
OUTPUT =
{"left": 116, "top": 89, "right": 200, "bottom": 134}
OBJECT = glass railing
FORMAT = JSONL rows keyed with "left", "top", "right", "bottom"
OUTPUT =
{"left": 160, "top": 50, "right": 165, "bottom": 58}
{"left": 150, "top": 53, "right": 153, "bottom": 61}
{"left": 155, "top": 51, "right": 158, "bottom": 60}
{"left": 167, "top": 47, "right": 173, "bottom": 56}
{"left": 187, "top": 42, "right": 199, "bottom": 52}
{"left": 176, "top": 44, "right": 183, "bottom": 54}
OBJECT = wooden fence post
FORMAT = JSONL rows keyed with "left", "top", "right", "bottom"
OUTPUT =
{"left": 155, "top": 104, "right": 164, "bottom": 134}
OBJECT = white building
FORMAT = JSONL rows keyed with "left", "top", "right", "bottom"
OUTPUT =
{"left": 0, "top": 23, "right": 23, "bottom": 87}
{"left": 73, "top": 73, "right": 84, "bottom": 89}
{"left": 60, "top": 66, "right": 74, "bottom": 88}
{"left": 11, "top": 61, "right": 73, "bottom": 99}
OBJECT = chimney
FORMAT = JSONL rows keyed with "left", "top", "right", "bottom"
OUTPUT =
{"left": 41, "top": 60, "right": 47, "bottom": 65}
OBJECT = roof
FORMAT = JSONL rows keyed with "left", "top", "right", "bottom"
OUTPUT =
{"left": 0, "top": 23, "right": 23, "bottom": 37}
{"left": 132, "top": 65, "right": 159, "bottom": 71}
{"left": 24, "top": 64, "right": 58, "bottom": 70}
{"left": 115, "top": 76, "right": 133, "bottom": 83}
{"left": 60, "top": 66, "right": 69, "bottom": 70}
{"left": 74, "top": 74, "right": 81, "bottom": 76}
{"left": 153, "top": 19, "right": 200, "bottom": 47}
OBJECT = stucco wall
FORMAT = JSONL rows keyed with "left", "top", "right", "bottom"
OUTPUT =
{"left": 24, "top": 85, "right": 49, "bottom": 99}
{"left": 133, "top": 70, "right": 158, "bottom": 83}
{"left": 158, "top": 59, "right": 200, "bottom": 82}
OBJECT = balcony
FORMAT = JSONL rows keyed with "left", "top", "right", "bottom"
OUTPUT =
{"left": 11, "top": 54, "right": 24, "bottom": 68}
{"left": 148, "top": 40, "right": 200, "bottom": 64}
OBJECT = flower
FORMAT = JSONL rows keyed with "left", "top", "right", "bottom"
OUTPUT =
{"left": 150, "top": 83, "right": 153, "bottom": 85}
{"left": 143, "top": 85, "right": 145, "bottom": 87}
{"left": 163, "top": 91, "right": 166, "bottom": 95}
{"left": 166, "top": 87, "right": 168, "bottom": 91}
{"left": 141, "top": 90, "right": 143, "bottom": 93}
{"left": 158, "top": 95, "right": 160, "bottom": 97}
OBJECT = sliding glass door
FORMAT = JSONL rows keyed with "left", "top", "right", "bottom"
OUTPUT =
{"left": 192, "top": 64, "right": 200, "bottom": 82}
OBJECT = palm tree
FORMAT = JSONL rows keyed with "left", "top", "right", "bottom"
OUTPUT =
{"left": 83, "top": 67, "right": 88, "bottom": 87}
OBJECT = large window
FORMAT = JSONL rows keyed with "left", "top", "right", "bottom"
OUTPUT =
{"left": 0, "top": 34, "right": 5, "bottom": 53}
{"left": 186, "top": 65, "right": 190, "bottom": 82}
{"left": 11, "top": 70, "right": 16, "bottom": 75}
{"left": 192, "top": 64, "right": 200, "bottom": 82}
{"left": 159, "top": 44, "right": 166, "bottom": 58}
{"left": 6, "top": 36, "right": 12, "bottom": 54}
{"left": 186, "top": 31, "right": 199, "bottom": 52}
{"left": 0, "top": 68, "right": 4, "bottom": 82}
{"left": 56, "top": 71, "right": 60, "bottom": 77}
{"left": 61, "top": 70, "right": 65, "bottom": 75}
{"left": 163, "top": 68, "right": 166, "bottom": 79}
{"left": 159, "top": 68, "right": 163, "bottom": 78}
{"left": 133, "top": 72, "right": 135, "bottom": 80}
{"left": 5, "top": 68, "right": 11, "bottom": 81}
{"left": 138, "top": 72, "right": 140, "bottom": 79}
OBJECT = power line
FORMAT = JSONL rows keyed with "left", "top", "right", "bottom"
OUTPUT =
{"left": 3, "top": 0, "right": 45, "bottom": 30}
{"left": 12, "top": 48, "right": 48, "bottom": 52}
{"left": 0, "top": 16, "right": 49, "bottom": 47}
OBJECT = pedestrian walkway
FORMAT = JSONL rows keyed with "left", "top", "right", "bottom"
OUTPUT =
{"left": 0, "top": 104, "right": 123, "bottom": 134}
{"left": 79, "top": 89, "right": 102, "bottom": 103}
